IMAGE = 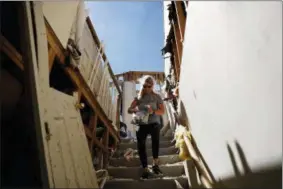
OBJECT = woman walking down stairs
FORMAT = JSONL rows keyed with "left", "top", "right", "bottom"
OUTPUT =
{"left": 104, "top": 135, "right": 190, "bottom": 189}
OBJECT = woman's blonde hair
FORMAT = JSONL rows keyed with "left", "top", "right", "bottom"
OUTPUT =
{"left": 137, "top": 75, "right": 157, "bottom": 100}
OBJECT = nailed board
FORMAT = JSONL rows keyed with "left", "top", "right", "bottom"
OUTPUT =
{"left": 46, "top": 88, "right": 99, "bottom": 188}
{"left": 79, "top": 23, "right": 99, "bottom": 82}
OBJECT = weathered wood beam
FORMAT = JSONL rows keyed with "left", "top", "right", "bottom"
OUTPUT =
{"left": 60, "top": 65, "right": 119, "bottom": 142}
{"left": 45, "top": 19, "right": 66, "bottom": 64}
{"left": 84, "top": 125, "right": 93, "bottom": 139}
{"left": 89, "top": 114, "right": 107, "bottom": 153}
{"left": 0, "top": 34, "right": 24, "bottom": 70}
{"left": 172, "top": 21, "right": 183, "bottom": 66}
{"left": 48, "top": 47, "right": 56, "bottom": 72}
{"left": 174, "top": 1, "right": 186, "bottom": 42}
{"left": 1, "top": 33, "right": 56, "bottom": 74}
{"left": 172, "top": 41, "right": 180, "bottom": 81}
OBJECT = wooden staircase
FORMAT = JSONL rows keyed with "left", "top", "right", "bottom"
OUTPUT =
{"left": 104, "top": 136, "right": 192, "bottom": 189}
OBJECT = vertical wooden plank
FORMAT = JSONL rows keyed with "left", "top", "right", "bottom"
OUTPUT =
{"left": 62, "top": 93, "right": 98, "bottom": 188}
{"left": 48, "top": 89, "right": 78, "bottom": 188}
{"left": 64, "top": 116, "right": 89, "bottom": 187}
{"left": 56, "top": 91, "right": 81, "bottom": 188}
{"left": 33, "top": 2, "right": 49, "bottom": 88}
{"left": 19, "top": 2, "right": 51, "bottom": 187}
{"left": 47, "top": 118, "right": 69, "bottom": 188}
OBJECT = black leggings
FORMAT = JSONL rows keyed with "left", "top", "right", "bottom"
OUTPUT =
{"left": 136, "top": 123, "right": 160, "bottom": 168}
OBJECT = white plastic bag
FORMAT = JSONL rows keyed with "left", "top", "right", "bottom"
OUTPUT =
{"left": 131, "top": 111, "right": 149, "bottom": 125}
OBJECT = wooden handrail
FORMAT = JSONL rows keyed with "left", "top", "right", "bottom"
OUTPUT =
{"left": 183, "top": 133, "right": 213, "bottom": 188}
{"left": 86, "top": 17, "right": 122, "bottom": 96}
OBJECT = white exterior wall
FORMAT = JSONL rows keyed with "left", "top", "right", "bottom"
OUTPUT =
{"left": 179, "top": 2, "right": 282, "bottom": 179}
{"left": 122, "top": 81, "right": 137, "bottom": 138}
{"left": 43, "top": 1, "right": 80, "bottom": 47}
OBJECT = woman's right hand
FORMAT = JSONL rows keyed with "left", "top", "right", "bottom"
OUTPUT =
{"left": 128, "top": 99, "right": 138, "bottom": 114}
{"left": 129, "top": 107, "right": 138, "bottom": 113}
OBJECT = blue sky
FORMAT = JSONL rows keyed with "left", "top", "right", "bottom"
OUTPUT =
{"left": 86, "top": 1, "right": 164, "bottom": 75}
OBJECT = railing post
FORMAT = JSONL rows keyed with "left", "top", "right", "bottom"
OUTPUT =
{"left": 90, "top": 114, "right": 98, "bottom": 157}
{"left": 102, "top": 128, "right": 109, "bottom": 169}
{"left": 88, "top": 43, "right": 103, "bottom": 86}
{"left": 116, "top": 94, "right": 121, "bottom": 131}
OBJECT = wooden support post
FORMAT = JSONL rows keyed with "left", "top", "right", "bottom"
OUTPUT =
{"left": 90, "top": 114, "right": 98, "bottom": 157}
{"left": 48, "top": 46, "right": 56, "bottom": 72}
{"left": 102, "top": 128, "right": 109, "bottom": 169}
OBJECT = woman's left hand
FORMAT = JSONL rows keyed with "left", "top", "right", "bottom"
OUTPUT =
{"left": 146, "top": 105, "right": 154, "bottom": 114}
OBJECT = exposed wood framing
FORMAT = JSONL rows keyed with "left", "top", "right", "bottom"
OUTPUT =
{"left": 85, "top": 16, "right": 122, "bottom": 136}
{"left": 86, "top": 17, "right": 122, "bottom": 96}
{"left": 1, "top": 27, "right": 112, "bottom": 168}
{"left": 3, "top": 4, "right": 119, "bottom": 184}
{"left": 45, "top": 19, "right": 120, "bottom": 143}
{"left": 1, "top": 24, "right": 120, "bottom": 143}
{"left": 90, "top": 114, "right": 106, "bottom": 156}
